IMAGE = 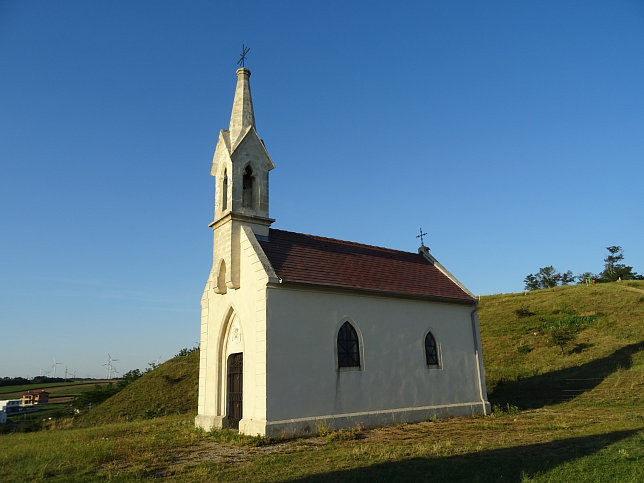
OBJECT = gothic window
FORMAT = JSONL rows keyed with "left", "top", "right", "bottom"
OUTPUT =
{"left": 242, "top": 165, "right": 254, "bottom": 208}
{"left": 337, "top": 322, "right": 360, "bottom": 368}
{"left": 425, "top": 332, "right": 439, "bottom": 366}
{"left": 222, "top": 169, "right": 228, "bottom": 211}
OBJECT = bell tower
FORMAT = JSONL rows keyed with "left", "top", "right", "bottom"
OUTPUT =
{"left": 209, "top": 68, "right": 275, "bottom": 291}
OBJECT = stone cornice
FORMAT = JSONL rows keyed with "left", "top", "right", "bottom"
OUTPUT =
{"left": 209, "top": 212, "right": 275, "bottom": 230}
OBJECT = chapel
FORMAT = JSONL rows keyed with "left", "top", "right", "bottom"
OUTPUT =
{"left": 195, "top": 67, "right": 490, "bottom": 437}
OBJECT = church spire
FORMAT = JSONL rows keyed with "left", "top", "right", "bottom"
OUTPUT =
{"left": 228, "top": 68, "right": 255, "bottom": 146}
{"left": 208, "top": 65, "right": 274, "bottom": 291}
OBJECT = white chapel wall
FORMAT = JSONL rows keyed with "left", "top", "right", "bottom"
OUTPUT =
{"left": 264, "top": 286, "right": 487, "bottom": 434}
{"left": 196, "top": 226, "right": 269, "bottom": 433}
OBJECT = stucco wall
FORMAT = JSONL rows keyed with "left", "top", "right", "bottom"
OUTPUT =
{"left": 196, "top": 225, "right": 269, "bottom": 433}
{"left": 264, "top": 286, "right": 488, "bottom": 433}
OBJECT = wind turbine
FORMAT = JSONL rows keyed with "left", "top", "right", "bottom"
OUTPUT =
{"left": 103, "top": 353, "right": 119, "bottom": 380}
{"left": 51, "top": 357, "right": 62, "bottom": 378}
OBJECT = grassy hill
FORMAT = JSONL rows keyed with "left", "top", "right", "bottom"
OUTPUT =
{"left": 1, "top": 281, "right": 642, "bottom": 481}
{"left": 479, "top": 280, "right": 644, "bottom": 410}
{"left": 80, "top": 281, "right": 643, "bottom": 422}
{"left": 75, "top": 349, "right": 199, "bottom": 426}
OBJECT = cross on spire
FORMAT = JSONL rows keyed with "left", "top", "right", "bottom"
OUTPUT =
{"left": 237, "top": 44, "right": 250, "bottom": 68}
{"left": 416, "top": 228, "right": 428, "bottom": 247}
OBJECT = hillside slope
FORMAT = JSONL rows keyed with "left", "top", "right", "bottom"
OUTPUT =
{"left": 479, "top": 280, "right": 644, "bottom": 409}
{"left": 75, "top": 281, "right": 644, "bottom": 425}
{"left": 75, "top": 349, "right": 199, "bottom": 426}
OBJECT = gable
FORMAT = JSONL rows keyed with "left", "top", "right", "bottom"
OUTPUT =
{"left": 258, "top": 229, "right": 474, "bottom": 303}
{"left": 211, "top": 126, "right": 274, "bottom": 177}
{"left": 211, "top": 130, "right": 232, "bottom": 176}
{"left": 232, "top": 126, "right": 274, "bottom": 170}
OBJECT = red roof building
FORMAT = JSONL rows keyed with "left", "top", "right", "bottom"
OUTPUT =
{"left": 21, "top": 390, "right": 49, "bottom": 405}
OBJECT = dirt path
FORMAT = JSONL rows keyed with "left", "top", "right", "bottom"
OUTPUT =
{"left": 152, "top": 438, "right": 326, "bottom": 477}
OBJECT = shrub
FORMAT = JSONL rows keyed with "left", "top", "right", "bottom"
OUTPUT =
{"left": 72, "top": 384, "right": 120, "bottom": 409}
{"left": 517, "top": 344, "right": 532, "bottom": 355}
{"left": 315, "top": 422, "right": 332, "bottom": 437}
{"left": 492, "top": 403, "right": 519, "bottom": 416}
{"left": 325, "top": 426, "right": 362, "bottom": 442}
{"left": 143, "top": 404, "right": 166, "bottom": 419}
{"left": 176, "top": 347, "right": 199, "bottom": 357}
{"left": 547, "top": 325, "right": 577, "bottom": 354}
{"left": 515, "top": 307, "right": 536, "bottom": 318}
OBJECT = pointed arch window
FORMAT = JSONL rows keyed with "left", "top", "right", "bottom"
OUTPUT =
{"left": 337, "top": 322, "right": 360, "bottom": 368}
{"left": 242, "top": 165, "right": 254, "bottom": 208}
{"left": 222, "top": 169, "right": 228, "bottom": 211}
{"left": 425, "top": 332, "right": 439, "bottom": 366}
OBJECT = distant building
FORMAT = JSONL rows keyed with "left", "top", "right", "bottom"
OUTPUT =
{"left": 21, "top": 390, "right": 49, "bottom": 405}
{"left": 0, "top": 400, "right": 22, "bottom": 414}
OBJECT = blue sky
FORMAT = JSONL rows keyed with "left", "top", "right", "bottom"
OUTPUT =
{"left": 1, "top": 1, "right": 643, "bottom": 378}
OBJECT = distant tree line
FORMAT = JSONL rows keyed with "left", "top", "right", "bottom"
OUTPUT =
{"left": 0, "top": 376, "right": 68, "bottom": 387}
{"left": 0, "top": 375, "right": 120, "bottom": 387}
{"left": 524, "top": 246, "right": 643, "bottom": 291}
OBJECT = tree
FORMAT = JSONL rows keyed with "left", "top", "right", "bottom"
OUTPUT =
{"left": 561, "top": 270, "right": 575, "bottom": 285}
{"left": 524, "top": 266, "right": 563, "bottom": 291}
{"left": 602, "top": 246, "right": 624, "bottom": 281}
{"left": 116, "top": 369, "right": 142, "bottom": 390}
{"left": 539, "top": 266, "right": 563, "bottom": 288}
{"left": 523, "top": 273, "right": 540, "bottom": 291}
{"left": 73, "top": 383, "right": 119, "bottom": 409}
{"left": 598, "top": 246, "right": 642, "bottom": 282}
{"left": 547, "top": 325, "right": 576, "bottom": 354}
{"left": 73, "top": 368, "right": 142, "bottom": 409}
{"left": 575, "top": 272, "right": 594, "bottom": 284}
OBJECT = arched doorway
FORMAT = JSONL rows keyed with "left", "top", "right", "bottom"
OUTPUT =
{"left": 227, "top": 352, "right": 243, "bottom": 429}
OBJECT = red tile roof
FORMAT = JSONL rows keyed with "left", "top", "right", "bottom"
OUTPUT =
{"left": 258, "top": 229, "right": 474, "bottom": 303}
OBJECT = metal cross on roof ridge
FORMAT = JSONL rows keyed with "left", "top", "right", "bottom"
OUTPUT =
{"left": 237, "top": 44, "right": 250, "bottom": 68}
{"left": 416, "top": 228, "right": 428, "bottom": 247}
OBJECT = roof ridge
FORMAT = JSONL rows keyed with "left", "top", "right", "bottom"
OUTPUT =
{"left": 269, "top": 228, "right": 421, "bottom": 257}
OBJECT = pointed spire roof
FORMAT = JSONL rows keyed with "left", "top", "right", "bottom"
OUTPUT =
{"left": 228, "top": 68, "right": 255, "bottom": 146}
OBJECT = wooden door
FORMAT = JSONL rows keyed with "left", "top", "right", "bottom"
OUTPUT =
{"left": 227, "top": 353, "right": 243, "bottom": 430}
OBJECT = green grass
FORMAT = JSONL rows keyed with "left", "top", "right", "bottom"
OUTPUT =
{"left": 5, "top": 405, "right": 77, "bottom": 432}
{"left": 478, "top": 282, "right": 644, "bottom": 403}
{"left": 0, "top": 415, "right": 200, "bottom": 480}
{"left": 0, "top": 282, "right": 642, "bottom": 481}
{"left": 74, "top": 349, "right": 199, "bottom": 426}
{"left": 1, "top": 409, "right": 641, "bottom": 481}
{"left": 0, "top": 381, "right": 113, "bottom": 400}
{"left": 0, "top": 382, "right": 84, "bottom": 395}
